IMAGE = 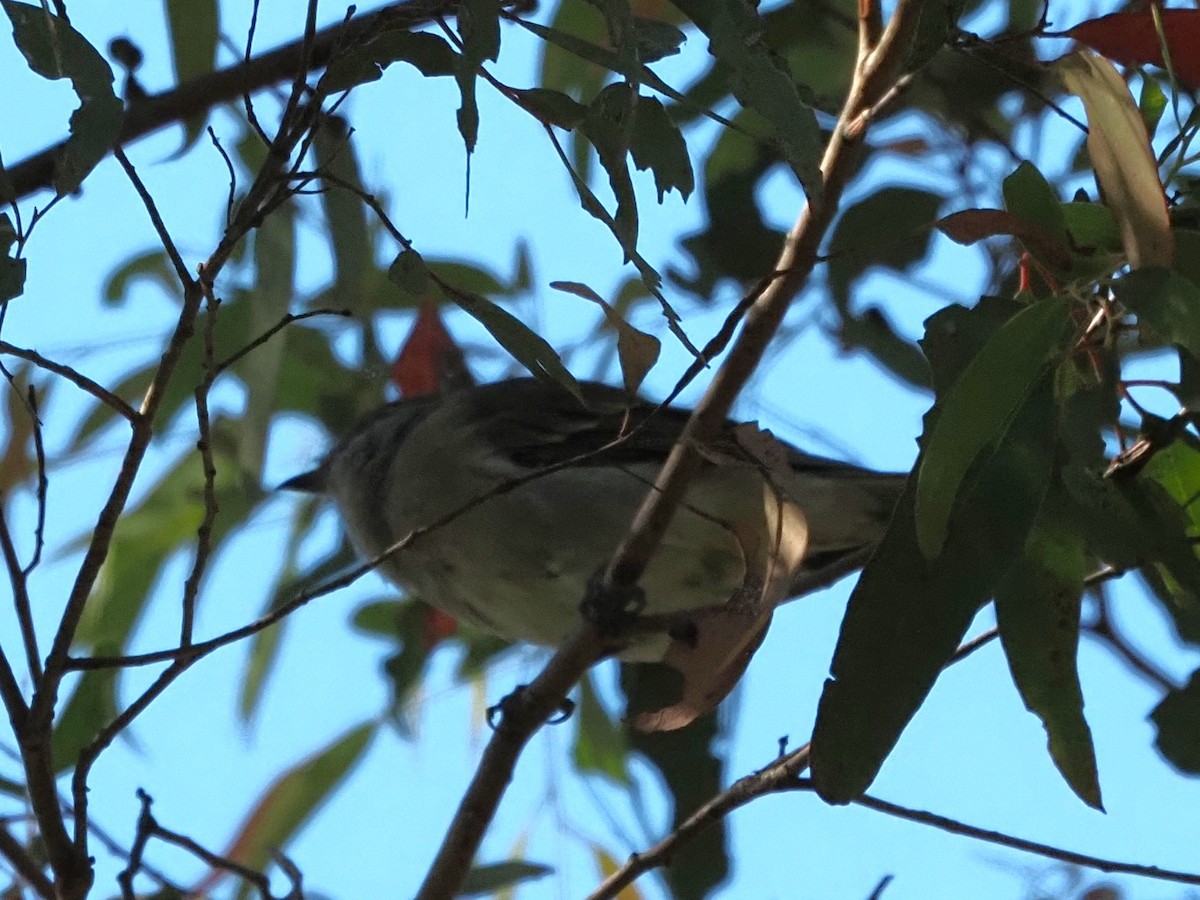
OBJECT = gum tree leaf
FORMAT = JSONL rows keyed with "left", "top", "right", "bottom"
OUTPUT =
{"left": 1112, "top": 267, "right": 1200, "bottom": 363}
{"left": 1152, "top": 669, "right": 1200, "bottom": 772}
{"left": 551, "top": 280, "right": 660, "bottom": 393}
{"left": 322, "top": 31, "right": 456, "bottom": 92}
{"left": 813, "top": 378, "right": 1059, "bottom": 803}
{"left": 3, "top": 0, "right": 123, "bottom": 194}
{"left": 209, "top": 723, "right": 375, "bottom": 897}
{"left": 1055, "top": 50, "right": 1174, "bottom": 269}
{"left": 621, "top": 663, "right": 728, "bottom": 899}
{"left": 164, "top": 0, "right": 218, "bottom": 149}
{"left": 672, "top": 0, "right": 822, "bottom": 196}
{"left": 629, "top": 94, "right": 693, "bottom": 202}
{"left": 459, "top": 861, "right": 553, "bottom": 896}
{"left": 995, "top": 523, "right": 1102, "bottom": 809}
{"left": 454, "top": 0, "right": 502, "bottom": 154}
{"left": 444, "top": 287, "right": 583, "bottom": 403}
{"left": 915, "top": 296, "right": 1072, "bottom": 558}
{"left": 572, "top": 671, "right": 630, "bottom": 784}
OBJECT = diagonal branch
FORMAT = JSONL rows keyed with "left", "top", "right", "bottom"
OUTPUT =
{"left": 414, "top": 1, "right": 931, "bottom": 897}
{"left": 7, "top": 0, "right": 485, "bottom": 201}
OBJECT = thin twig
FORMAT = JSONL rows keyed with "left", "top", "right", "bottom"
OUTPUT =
{"left": 8, "top": 0, "right": 476, "bottom": 201}
{"left": 0, "top": 341, "right": 139, "bottom": 423}
{"left": 0, "top": 505, "right": 40, "bottom": 683}
{"left": 420, "top": 1, "right": 926, "bottom": 896}
{"left": 0, "top": 821, "right": 54, "bottom": 899}
{"left": 23, "top": 384, "right": 48, "bottom": 577}
{"left": 788, "top": 780, "right": 1200, "bottom": 888}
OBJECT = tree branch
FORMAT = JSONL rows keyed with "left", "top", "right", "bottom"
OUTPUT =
{"left": 0, "top": 821, "right": 54, "bottom": 899}
{"left": 805, "top": 780, "right": 1200, "bottom": 888}
{"left": 7, "top": 0, "right": 483, "bottom": 201}
{"left": 416, "top": 2, "right": 930, "bottom": 897}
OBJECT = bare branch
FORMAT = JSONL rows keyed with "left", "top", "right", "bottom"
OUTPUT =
{"left": 0, "top": 821, "right": 54, "bottom": 899}
{"left": 7, "top": 0, "right": 492, "bottom": 202}
{"left": 0, "top": 341, "right": 140, "bottom": 423}
{"left": 797, "top": 780, "right": 1200, "bottom": 888}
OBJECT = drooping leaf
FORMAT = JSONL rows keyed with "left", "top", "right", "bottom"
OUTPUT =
{"left": 164, "top": 0, "right": 218, "bottom": 149}
{"left": 813, "top": 378, "right": 1059, "bottom": 803}
{"left": 550, "top": 280, "right": 659, "bottom": 393}
{"left": 444, "top": 288, "right": 583, "bottom": 402}
{"left": 915, "top": 296, "right": 1072, "bottom": 558}
{"left": 3, "top": 0, "right": 123, "bottom": 194}
{"left": 314, "top": 117, "right": 373, "bottom": 314}
{"left": 572, "top": 671, "right": 630, "bottom": 784}
{"left": 1055, "top": 50, "right": 1174, "bottom": 269}
{"left": 995, "top": 523, "right": 1102, "bottom": 808}
{"left": 582, "top": 82, "right": 640, "bottom": 253}
{"left": 102, "top": 249, "right": 177, "bottom": 305}
{"left": 454, "top": 0, "right": 502, "bottom": 155}
{"left": 52, "top": 643, "right": 120, "bottom": 772}
{"left": 1067, "top": 8, "right": 1200, "bottom": 90}
{"left": 621, "top": 663, "right": 728, "bottom": 899}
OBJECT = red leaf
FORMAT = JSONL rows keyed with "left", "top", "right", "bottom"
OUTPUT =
{"left": 936, "top": 208, "right": 1072, "bottom": 271}
{"left": 1067, "top": 8, "right": 1200, "bottom": 89}
{"left": 390, "top": 302, "right": 472, "bottom": 398}
{"left": 423, "top": 606, "right": 459, "bottom": 649}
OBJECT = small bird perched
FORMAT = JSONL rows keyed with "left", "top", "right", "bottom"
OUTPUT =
{"left": 283, "top": 378, "right": 905, "bottom": 724}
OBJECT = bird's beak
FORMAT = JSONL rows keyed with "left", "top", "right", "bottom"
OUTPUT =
{"left": 277, "top": 467, "right": 328, "bottom": 493}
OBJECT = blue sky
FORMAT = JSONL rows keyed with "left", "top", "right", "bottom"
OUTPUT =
{"left": 2, "top": 1, "right": 1200, "bottom": 898}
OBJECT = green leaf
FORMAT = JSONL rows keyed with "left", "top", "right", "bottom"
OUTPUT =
{"left": 812, "top": 377, "right": 1059, "bottom": 804}
{"left": 444, "top": 288, "right": 583, "bottom": 402}
{"left": 52, "top": 644, "right": 119, "bottom": 772}
{"left": 827, "top": 187, "right": 943, "bottom": 309}
{"left": 1152, "top": 670, "right": 1200, "bottom": 773}
{"left": 582, "top": 83, "right": 640, "bottom": 253}
{"left": 915, "top": 296, "right": 1072, "bottom": 558}
{"left": 164, "top": 0, "right": 218, "bottom": 149}
{"left": 3, "top": 0, "right": 123, "bottom": 194}
{"left": 1112, "top": 267, "right": 1200, "bottom": 362}
{"left": 510, "top": 87, "right": 588, "bottom": 129}
{"left": 629, "top": 95, "right": 693, "bottom": 202}
{"left": 102, "top": 249, "right": 177, "bottom": 305}
{"left": 621, "top": 662, "right": 728, "bottom": 899}
{"left": 224, "top": 723, "right": 375, "bottom": 883}
{"left": 675, "top": 0, "right": 823, "bottom": 196}
{"left": 1139, "top": 73, "right": 1167, "bottom": 138}
{"left": 572, "top": 671, "right": 630, "bottom": 784}
{"left": 904, "top": 0, "right": 964, "bottom": 72}
{"left": 314, "top": 118, "right": 373, "bottom": 314}
{"left": 995, "top": 523, "right": 1102, "bottom": 808}
{"left": 458, "top": 861, "right": 552, "bottom": 896}
{"left": 322, "top": 31, "right": 456, "bottom": 92}
{"left": 454, "top": 0, "right": 502, "bottom": 154}
{"left": 74, "top": 421, "right": 264, "bottom": 656}
{"left": 388, "top": 249, "right": 431, "bottom": 298}
{"left": 633, "top": 17, "right": 686, "bottom": 63}
{"left": 1003, "top": 161, "right": 1067, "bottom": 245}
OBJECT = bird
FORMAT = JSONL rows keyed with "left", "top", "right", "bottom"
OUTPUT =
{"left": 282, "top": 378, "right": 907, "bottom": 670}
